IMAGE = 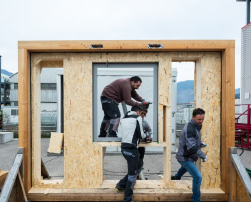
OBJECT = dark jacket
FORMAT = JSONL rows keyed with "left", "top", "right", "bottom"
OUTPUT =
{"left": 176, "top": 119, "right": 206, "bottom": 162}
{"left": 102, "top": 78, "right": 143, "bottom": 106}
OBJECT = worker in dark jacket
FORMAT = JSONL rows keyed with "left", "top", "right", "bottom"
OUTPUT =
{"left": 116, "top": 106, "right": 150, "bottom": 202}
{"left": 99, "top": 76, "right": 149, "bottom": 138}
{"left": 172, "top": 108, "right": 207, "bottom": 202}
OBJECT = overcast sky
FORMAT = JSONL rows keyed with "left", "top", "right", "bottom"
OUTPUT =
{"left": 0, "top": 0, "right": 248, "bottom": 88}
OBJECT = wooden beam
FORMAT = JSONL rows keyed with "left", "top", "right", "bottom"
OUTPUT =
{"left": 229, "top": 148, "right": 237, "bottom": 202}
{"left": 221, "top": 48, "right": 235, "bottom": 193}
{"left": 18, "top": 49, "right": 31, "bottom": 193}
{"left": 18, "top": 40, "right": 235, "bottom": 52}
{"left": 41, "top": 159, "right": 50, "bottom": 179}
{"left": 17, "top": 172, "right": 28, "bottom": 202}
{"left": 27, "top": 187, "right": 228, "bottom": 201}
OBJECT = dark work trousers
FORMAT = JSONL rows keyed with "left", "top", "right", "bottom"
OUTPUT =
{"left": 118, "top": 148, "right": 143, "bottom": 202}
{"left": 99, "top": 96, "right": 121, "bottom": 137}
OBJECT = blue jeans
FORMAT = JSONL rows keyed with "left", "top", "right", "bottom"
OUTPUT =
{"left": 175, "top": 160, "right": 202, "bottom": 202}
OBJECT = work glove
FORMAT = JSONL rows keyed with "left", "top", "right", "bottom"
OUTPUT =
{"left": 202, "top": 157, "right": 207, "bottom": 162}
{"left": 200, "top": 142, "right": 207, "bottom": 148}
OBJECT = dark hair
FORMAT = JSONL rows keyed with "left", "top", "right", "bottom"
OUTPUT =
{"left": 141, "top": 108, "right": 148, "bottom": 113}
{"left": 192, "top": 108, "right": 205, "bottom": 117}
{"left": 131, "top": 106, "right": 142, "bottom": 112}
{"left": 130, "top": 76, "right": 142, "bottom": 83}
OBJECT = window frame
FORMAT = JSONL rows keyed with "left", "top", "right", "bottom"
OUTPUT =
{"left": 93, "top": 63, "right": 159, "bottom": 142}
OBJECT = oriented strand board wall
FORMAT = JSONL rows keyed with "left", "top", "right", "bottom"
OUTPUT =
{"left": 31, "top": 52, "right": 171, "bottom": 189}
{"left": 31, "top": 52, "right": 220, "bottom": 189}
{"left": 236, "top": 174, "right": 251, "bottom": 202}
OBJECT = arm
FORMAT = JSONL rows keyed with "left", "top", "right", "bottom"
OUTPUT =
{"left": 122, "top": 86, "right": 142, "bottom": 106}
{"left": 186, "top": 123, "right": 206, "bottom": 159}
{"left": 143, "top": 120, "right": 152, "bottom": 133}
{"left": 137, "top": 116, "right": 146, "bottom": 139}
{"left": 131, "top": 89, "right": 143, "bottom": 102}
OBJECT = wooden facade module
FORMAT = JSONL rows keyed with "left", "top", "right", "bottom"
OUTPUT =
{"left": 18, "top": 40, "right": 235, "bottom": 201}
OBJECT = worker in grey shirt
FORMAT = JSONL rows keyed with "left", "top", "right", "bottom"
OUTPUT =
{"left": 99, "top": 76, "right": 150, "bottom": 138}
{"left": 172, "top": 108, "right": 207, "bottom": 202}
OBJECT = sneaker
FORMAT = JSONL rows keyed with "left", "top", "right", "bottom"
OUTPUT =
{"left": 115, "top": 183, "right": 125, "bottom": 191}
{"left": 171, "top": 176, "right": 180, "bottom": 180}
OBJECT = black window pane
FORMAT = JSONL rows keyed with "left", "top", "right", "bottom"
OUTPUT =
{"left": 14, "top": 84, "right": 18, "bottom": 89}
{"left": 11, "top": 109, "right": 16, "bottom": 116}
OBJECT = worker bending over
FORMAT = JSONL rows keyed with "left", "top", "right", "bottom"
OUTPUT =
{"left": 116, "top": 106, "right": 151, "bottom": 202}
{"left": 172, "top": 108, "right": 207, "bottom": 202}
{"left": 99, "top": 76, "right": 150, "bottom": 138}
{"left": 138, "top": 108, "right": 152, "bottom": 167}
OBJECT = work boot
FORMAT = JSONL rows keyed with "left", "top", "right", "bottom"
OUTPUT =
{"left": 108, "top": 127, "right": 118, "bottom": 137}
{"left": 98, "top": 133, "right": 107, "bottom": 137}
{"left": 115, "top": 183, "right": 125, "bottom": 191}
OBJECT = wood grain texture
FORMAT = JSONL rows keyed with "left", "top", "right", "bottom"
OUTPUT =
{"left": 19, "top": 40, "right": 235, "bottom": 52}
{"left": 18, "top": 48, "right": 31, "bottom": 193}
{"left": 30, "top": 52, "right": 222, "bottom": 190}
{"left": 27, "top": 187, "right": 228, "bottom": 201}
{"left": 31, "top": 52, "right": 171, "bottom": 189}
{"left": 236, "top": 174, "right": 251, "bottom": 202}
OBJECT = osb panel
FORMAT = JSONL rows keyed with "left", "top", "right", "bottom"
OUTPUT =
{"left": 31, "top": 52, "right": 171, "bottom": 189}
{"left": 236, "top": 174, "right": 251, "bottom": 202}
{"left": 169, "top": 52, "right": 221, "bottom": 189}
{"left": 47, "top": 132, "right": 64, "bottom": 154}
{"left": 200, "top": 52, "right": 221, "bottom": 188}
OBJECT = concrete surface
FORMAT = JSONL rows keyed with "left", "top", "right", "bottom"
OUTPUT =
{"left": 0, "top": 138, "right": 251, "bottom": 181}
{"left": 0, "top": 132, "right": 13, "bottom": 144}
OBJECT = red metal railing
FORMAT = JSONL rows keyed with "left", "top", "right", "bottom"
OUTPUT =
{"left": 235, "top": 104, "right": 251, "bottom": 149}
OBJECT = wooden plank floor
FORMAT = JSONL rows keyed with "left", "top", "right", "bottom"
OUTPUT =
{"left": 28, "top": 188, "right": 228, "bottom": 201}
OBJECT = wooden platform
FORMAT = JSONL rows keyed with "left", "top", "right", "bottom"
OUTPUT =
{"left": 28, "top": 188, "right": 228, "bottom": 201}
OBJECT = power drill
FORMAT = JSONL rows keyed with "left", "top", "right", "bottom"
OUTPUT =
{"left": 145, "top": 131, "right": 152, "bottom": 143}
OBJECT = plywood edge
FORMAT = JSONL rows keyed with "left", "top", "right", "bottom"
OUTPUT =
{"left": 27, "top": 187, "right": 227, "bottom": 201}
{"left": 18, "top": 40, "right": 235, "bottom": 51}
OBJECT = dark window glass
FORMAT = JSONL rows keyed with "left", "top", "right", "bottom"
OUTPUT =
{"left": 14, "top": 84, "right": 18, "bottom": 89}
{"left": 11, "top": 109, "right": 17, "bottom": 116}
{"left": 14, "top": 101, "right": 18, "bottom": 106}
{"left": 41, "top": 83, "right": 56, "bottom": 90}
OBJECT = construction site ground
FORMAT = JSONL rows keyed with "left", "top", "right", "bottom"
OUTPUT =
{"left": 0, "top": 138, "right": 251, "bottom": 182}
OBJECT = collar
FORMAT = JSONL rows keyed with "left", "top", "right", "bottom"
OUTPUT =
{"left": 190, "top": 119, "right": 202, "bottom": 131}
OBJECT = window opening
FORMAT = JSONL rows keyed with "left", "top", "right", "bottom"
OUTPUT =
{"left": 93, "top": 63, "right": 158, "bottom": 142}
{"left": 40, "top": 68, "right": 64, "bottom": 180}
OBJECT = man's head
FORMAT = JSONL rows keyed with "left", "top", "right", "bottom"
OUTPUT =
{"left": 131, "top": 106, "right": 142, "bottom": 116}
{"left": 140, "top": 109, "right": 148, "bottom": 118}
{"left": 192, "top": 108, "right": 205, "bottom": 126}
{"left": 130, "top": 76, "right": 142, "bottom": 89}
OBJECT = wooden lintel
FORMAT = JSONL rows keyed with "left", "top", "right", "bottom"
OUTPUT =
{"left": 18, "top": 40, "right": 235, "bottom": 52}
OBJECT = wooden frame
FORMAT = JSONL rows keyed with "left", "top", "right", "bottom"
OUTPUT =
{"left": 18, "top": 40, "right": 235, "bottom": 201}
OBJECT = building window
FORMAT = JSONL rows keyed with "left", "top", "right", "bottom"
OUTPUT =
{"left": 14, "top": 84, "right": 18, "bottom": 89}
{"left": 11, "top": 109, "right": 18, "bottom": 116}
{"left": 41, "top": 83, "right": 56, "bottom": 90}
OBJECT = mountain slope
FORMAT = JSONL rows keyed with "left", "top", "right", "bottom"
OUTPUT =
{"left": 1, "top": 69, "right": 13, "bottom": 76}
